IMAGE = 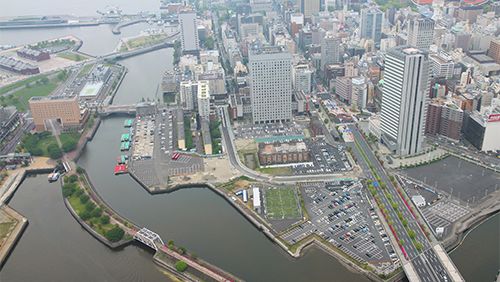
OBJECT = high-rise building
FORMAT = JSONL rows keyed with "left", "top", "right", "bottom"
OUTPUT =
{"left": 179, "top": 10, "right": 199, "bottom": 52}
{"left": 29, "top": 96, "right": 82, "bottom": 132}
{"left": 321, "top": 33, "right": 341, "bottom": 71}
{"left": 352, "top": 77, "right": 367, "bottom": 110}
{"left": 380, "top": 47, "right": 430, "bottom": 156}
{"left": 360, "top": 5, "right": 383, "bottom": 45}
{"left": 407, "top": 16, "right": 435, "bottom": 50}
{"left": 488, "top": 39, "right": 500, "bottom": 64}
{"left": 249, "top": 46, "right": 292, "bottom": 124}
{"left": 197, "top": 80, "right": 210, "bottom": 120}
{"left": 250, "top": 0, "right": 273, "bottom": 13}
{"left": 180, "top": 80, "right": 197, "bottom": 111}
{"left": 292, "top": 63, "right": 313, "bottom": 93}
{"left": 300, "top": 0, "right": 321, "bottom": 20}
{"left": 336, "top": 76, "right": 352, "bottom": 103}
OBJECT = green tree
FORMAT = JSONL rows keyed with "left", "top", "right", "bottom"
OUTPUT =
{"left": 85, "top": 201, "right": 96, "bottom": 212}
{"left": 80, "top": 210, "right": 91, "bottom": 220}
{"left": 175, "top": 260, "right": 188, "bottom": 272}
{"left": 105, "top": 225, "right": 125, "bottom": 242}
{"left": 91, "top": 207, "right": 102, "bottom": 218}
{"left": 76, "top": 166, "right": 84, "bottom": 174}
{"left": 62, "top": 184, "right": 75, "bottom": 198}
{"left": 68, "top": 174, "right": 78, "bottom": 183}
{"left": 47, "top": 143, "right": 62, "bottom": 159}
{"left": 79, "top": 194, "right": 89, "bottom": 204}
{"left": 100, "top": 215, "right": 110, "bottom": 225}
{"left": 204, "top": 36, "right": 215, "bottom": 50}
{"left": 62, "top": 139, "right": 77, "bottom": 152}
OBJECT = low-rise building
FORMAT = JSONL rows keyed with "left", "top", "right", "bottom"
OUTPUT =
{"left": 200, "top": 118, "right": 212, "bottom": 155}
{"left": 258, "top": 141, "right": 310, "bottom": 166}
{"left": 16, "top": 47, "right": 50, "bottom": 61}
{"left": 0, "top": 56, "right": 39, "bottom": 75}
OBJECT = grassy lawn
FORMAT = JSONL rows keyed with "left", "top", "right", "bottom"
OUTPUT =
{"left": 0, "top": 71, "right": 68, "bottom": 111}
{"left": 257, "top": 166, "right": 292, "bottom": 176}
{"left": 21, "top": 132, "right": 58, "bottom": 157}
{"left": 0, "top": 74, "right": 48, "bottom": 95}
{"left": 77, "top": 64, "right": 94, "bottom": 78}
{"left": 68, "top": 193, "right": 114, "bottom": 236}
{"left": 265, "top": 187, "right": 301, "bottom": 220}
{"left": 126, "top": 34, "right": 167, "bottom": 50}
{"left": 60, "top": 132, "right": 80, "bottom": 143}
{"left": 57, "top": 52, "right": 88, "bottom": 62}
{"left": 0, "top": 221, "right": 16, "bottom": 239}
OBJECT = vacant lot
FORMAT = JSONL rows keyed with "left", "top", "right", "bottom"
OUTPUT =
{"left": 265, "top": 187, "right": 301, "bottom": 220}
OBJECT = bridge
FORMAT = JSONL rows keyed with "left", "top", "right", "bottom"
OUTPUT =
{"left": 133, "top": 227, "right": 165, "bottom": 251}
{"left": 99, "top": 32, "right": 179, "bottom": 61}
{"left": 133, "top": 228, "right": 237, "bottom": 281}
{"left": 97, "top": 104, "right": 137, "bottom": 116}
{"left": 112, "top": 19, "right": 147, "bottom": 34}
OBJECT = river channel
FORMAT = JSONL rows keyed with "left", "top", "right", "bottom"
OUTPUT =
{"left": 0, "top": 10, "right": 498, "bottom": 282}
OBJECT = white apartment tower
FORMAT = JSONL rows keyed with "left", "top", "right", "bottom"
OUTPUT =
{"left": 179, "top": 11, "right": 200, "bottom": 52}
{"left": 293, "top": 63, "right": 313, "bottom": 93}
{"left": 321, "top": 33, "right": 341, "bottom": 71}
{"left": 407, "top": 16, "right": 435, "bottom": 50}
{"left": 249, "top": 46, "right": 292, "bottom": 124}
{"left": 197, "top": 81, "right": 210, "bottom": 119}
{"left": 381, "top": 47, "right": 430, "bottom": 156}
{"left": 180, "top": 81, "right": 197, "bottom": 111}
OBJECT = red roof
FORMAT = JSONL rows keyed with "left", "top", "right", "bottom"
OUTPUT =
{"left": 114, "top": 164, "right": 127, "bottom": 174}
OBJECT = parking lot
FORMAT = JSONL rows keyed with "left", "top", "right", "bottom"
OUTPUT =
{"left": 129, "top": 107, "right": 204, "bottom": 188}
{"left": 292, "top": 141, "right": 351, "bottom": 175}
{"left": 421, "top": 200, "right": 470, "bottom": 237}
{"left": 404, "top": 156, "right": 499, "bottom": 205}
{"left": 234, "top": 121, "right": 304, "bottom": 139}
{"left": 280, "top": 181, "right": 395, "bottom": 269}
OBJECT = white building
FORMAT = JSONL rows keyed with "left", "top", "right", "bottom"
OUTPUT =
{"left": 352, "top": 77, "right": 368, "bottom": 110}
{"left": 321, "top": 33, "right": 341, "bottom": 71}
{"left": 292, "top": 63, "right": 313, "bottom": 93}
{"left": 179, "top": 11, "right": 200, "bottom": 52}
{"left": 381, "top": 46, "right": 430, "bottom": 156}
{"left": 180, "top": 81, "right": 197, "bottom": 111}
{"left": 252, "top": 187, "right": 261, "bottom": 213}
{"left": 249, "top": 46, "right": 292, "bottom": 124}
{"left": 407, "top": 16, "right": 435, "bottom": 50}
{"left": 429, "top": 52, "right": 454, "bottom": 79}
{"left": 197, "top": 81, "right": 210, "bottom": 119}
{"left": 300, "top": 0, "right": 320, "bottom": 20}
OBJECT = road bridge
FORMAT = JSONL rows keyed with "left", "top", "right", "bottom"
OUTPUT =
{"left": 97, "top": 104, "right": 137, "bottom": 116}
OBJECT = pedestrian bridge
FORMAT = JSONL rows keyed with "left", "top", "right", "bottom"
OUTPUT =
{"left": 133, "top": 227, "right": 165, "bottom": 251}
{"left": 98, "top": 104, "right": 137, "bottom": 116}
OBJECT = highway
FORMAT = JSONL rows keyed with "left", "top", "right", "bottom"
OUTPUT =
{"left": 346, "top": 125, "right": 463, "bottom": 282}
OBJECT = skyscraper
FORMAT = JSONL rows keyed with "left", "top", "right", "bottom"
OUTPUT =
{"left": 407, "top": 16, "right": 435, "bottom": 50}
{"left": 360, "top": 5, "right": 383, "bottom": 45}
{"left": 300, "top": 0, "right": 321, "bottom": 20}
{"left": 381, "top": 46, "right": 430, "bottom": 156}
{"left": 179, "top": 10, "right": 199, "bottom": 52}
{"left": 249, "top": 46, "right": 292, "bottom": 124}
{"left": 197, "top": 80, "right": 210, "bottom": 120}
{"left": 321, "top": 33, "right": 341, "bottom": 71}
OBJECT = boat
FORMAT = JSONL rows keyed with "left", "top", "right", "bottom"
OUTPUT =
{"left": 114, "top": 164, "right": 127, "bottom": 175}
{"left": 48, "top": 172, "right": 60, "bottom": 182}
{"left": 124, "top": 119, "right": 133, "bottom": 128}
{"left": 117, "top": 155, "right": 128, "bottom": 164}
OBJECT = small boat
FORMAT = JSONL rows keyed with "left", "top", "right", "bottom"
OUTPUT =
{"left": 48, "top": 172, "right": 60, "bottom": 182}
{"left": 114, "top": 164, "right": 127, "bottom": 175}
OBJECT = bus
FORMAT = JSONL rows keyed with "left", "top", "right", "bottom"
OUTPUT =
{"left": 171, "top": 152, "right": 180, "bottom": 160}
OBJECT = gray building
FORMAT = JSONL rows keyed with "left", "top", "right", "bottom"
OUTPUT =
{"left": 249, "top": 46, "right": 292, "bottom": 124}
{"left": 381, "top": 46, "right": 430, "bottom": 156}
{"left": 407, "top": 16, "right": 435, "bottom": 50}
{"left": 321, "top": 33, "right": 341, "bottom": 71}
{"left": 360, "top": 5, "right": 383, "bottom": 45}
{"left": 179, "top": 10, "right": 199, "bottom": 52}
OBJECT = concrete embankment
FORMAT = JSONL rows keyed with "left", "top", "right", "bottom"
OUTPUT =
{"left": 0, "top": 206, "right": 28, "bottom": 269}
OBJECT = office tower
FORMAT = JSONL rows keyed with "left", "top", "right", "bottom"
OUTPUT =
{"left": 381, "top": 46, "right": 430, "bottom": 156}
{"left": 179, "top": 10, "right": 199, "bottom": 52}
{"left": 336, "top": 76, "right": 352, "bottom": 103}
{"left": 321, "top": 33, "right": 341, "bottom": 71}
{"left": 407, "top": 16, "right": 435, "bottom": 50}
{"left": 249, "top": 46, "right": 292, "bottom": 124}
{"left": 197, "top": 81, "right": 210, "bottom": 120}
{"left": 360, "top": 5, "right": 383, "bottom": 45}
{"left": 250, "top": 0, "right": 273, "bottom": 13}
{"left": 292, "top": 63, "right": 313, "bottom": 93}
{"left": 301, "top": 0, "right": 321, "bottom": 20}
{"left": 180, "top": 81, "right": 197, "bottom": 111}
{"left": 488, "top": 39, "right": 500, "bottom": 64}
{"left": 429, "top": 52, "right": 454, "bottom": 79}
{"left": 29, "top": 96, "right": 81, "bottom": 132}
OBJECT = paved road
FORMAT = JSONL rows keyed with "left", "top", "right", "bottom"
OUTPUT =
{"left": 346, "top": 125, "right": 462, "bottom": 282}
